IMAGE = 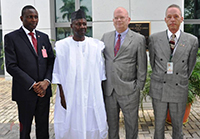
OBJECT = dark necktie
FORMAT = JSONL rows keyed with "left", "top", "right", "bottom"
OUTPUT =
{"left": 114, "top": 34, "right": 121, "bottom": 56}
{"left": 28, "top": 32, "right": 38, "bottom": 53}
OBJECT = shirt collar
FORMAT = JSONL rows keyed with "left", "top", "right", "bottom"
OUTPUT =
{"left": 115, "top": 28, "right": 129, "bottom": 38}
{"left": 22, "top": 26, "right": 36, "bottom": 35}
{"left": 167, "top": 29, "right": 181, "bottom": 40}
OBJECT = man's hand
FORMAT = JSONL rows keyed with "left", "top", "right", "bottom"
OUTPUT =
{"left": 33, "top": 80, "right": 49, "bottom": 97}
{"left": 58, "top": 84, "right": 67, "bottom": 109}
{"left": 37, "top": 90, "right": 46, "bottom": 97}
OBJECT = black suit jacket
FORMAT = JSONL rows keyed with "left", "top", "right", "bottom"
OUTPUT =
{"left": 4, "top": 27, "right": 55, "bottom": 101}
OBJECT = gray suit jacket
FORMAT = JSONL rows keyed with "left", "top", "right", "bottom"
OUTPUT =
{"left": 101, "top": 29, "right": 147, "bottom": 96}
{"left": 148, "top": 30, "right": 198, "bottom": 103}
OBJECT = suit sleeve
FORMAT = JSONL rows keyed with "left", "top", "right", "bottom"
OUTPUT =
{"left": 188, "top": 37, "right": 199, "bottom": 77}
{"left": 136, "top": 36, "right": 147, "bottom": 90}
{"left": 101, "top": 34, "right": 105, "bottom": 42}
{"left": 148, "top": 35, "right": 155, "bottom": 69}
{"left": 4, "top": 34, "right": 35, "bottom": 90}
{"left": 43, "top": 35, "right": 55, "bottom": 82}
{"left": 100, "top": 41, "right": 106, "bottom": 81}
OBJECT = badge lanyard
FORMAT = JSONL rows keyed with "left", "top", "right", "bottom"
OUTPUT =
{"left": 167, "top": 35, "right": 180, "bottom": 74}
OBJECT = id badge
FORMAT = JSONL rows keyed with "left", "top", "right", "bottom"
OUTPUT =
{"left": 42, "top": 46, "right": 48, "bottom": 58}
{"left": 167, "top": 62, "right": 173, "bottom": 74}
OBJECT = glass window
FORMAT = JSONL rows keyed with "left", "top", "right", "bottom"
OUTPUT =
{"left": 80, "top": 0, "right": 92, "bottom": 21}
{"left": 0, "top": 1, "right": 1, "bottom": 24}
{"left": 185, "top": 0, "right": 200, "bottom": 19}
{"left": 56, "top": 27, "right": 71, "bottom": 40}
{"left": 184, "top": 0, "right": 200, "bottom": 47}
{"left": 55, "top": 0, "right": 75, "bottom": 23}
{"left": 184, "top": 24, "right": 200, "bottom": 45}
{"left": 55, "top": 0, "right": 93, "bottom": 41}
{"left": 55, "top": 0, "right": 92, "bottom": 23}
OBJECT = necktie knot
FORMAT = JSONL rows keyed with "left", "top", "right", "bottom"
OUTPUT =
{"left": 172, "top": 34, "right": 176, "bottom": 39}
{"left": 118, "top": 34, "right": 121, "bottom": 39}
{"left": 28, "top": 32, "right": 34, "bottom": 36}
{"left": 169, "top": 34, "right": 176, "bottom": 53}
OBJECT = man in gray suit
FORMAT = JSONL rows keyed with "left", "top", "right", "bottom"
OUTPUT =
{"left": 101, "top": 7, "right": 147, "bottom": 139}
{"left": 148, "top": 4, "right": 198, "bottom": 139}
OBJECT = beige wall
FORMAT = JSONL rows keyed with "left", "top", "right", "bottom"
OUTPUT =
{"left": 92, "top": 0, "right": 184, "bottom": 39}
{"left": 1, "top": 0, "right": 184, "bottom": 79}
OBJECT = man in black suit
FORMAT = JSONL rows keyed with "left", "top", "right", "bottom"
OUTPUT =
{"left": 4, "top": 5, "right": 54, "bottom": 139}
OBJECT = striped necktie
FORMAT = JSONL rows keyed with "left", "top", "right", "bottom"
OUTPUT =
{"left": 169, "top": 34, "right": 176, "bottom": 54}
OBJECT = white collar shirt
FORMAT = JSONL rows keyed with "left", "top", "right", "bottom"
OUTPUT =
{"left": 22, "top": 26, "right": 37, "bottom": 47}
{"left": 167, "top": 29, "right": 181, "bottom": 54}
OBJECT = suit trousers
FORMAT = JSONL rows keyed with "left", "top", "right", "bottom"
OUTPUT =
{"left": 17, "top": 97, "right": 50, "bottom": 139}
{"left": 152, "top": 98, "right": 187, "bottom": 139}
{"left": 104, "top": 89, "right": 140, "bottom": 139}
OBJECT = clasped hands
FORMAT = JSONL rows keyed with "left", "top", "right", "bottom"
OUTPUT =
{"left": 33, "top": 80, "right": 49, "bottom": 97}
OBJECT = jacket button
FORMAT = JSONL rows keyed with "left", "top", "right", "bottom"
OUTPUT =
{"left": 176, "top": 73, "right": 178, "bottom": 75}
{"left": 160, "top": 58, "right": 163, "bottom": 61}
{"left": 164, "top": 81, "right": 166, "bottom": 83}
{"left": 182, "top": 60, "right": 184, "bottom": 63}
{"left": 176, "top": 83, "right": 178, "bottom": 86}
{"left": 165, "top": 71, "right": 167, "bottom": 74}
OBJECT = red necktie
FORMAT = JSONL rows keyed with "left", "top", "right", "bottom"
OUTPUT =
{"left": 28, "top": 32, "right": 37, "bottom": 53}
{"left": 114, "top": 34, "right": 121, "bottom": 56}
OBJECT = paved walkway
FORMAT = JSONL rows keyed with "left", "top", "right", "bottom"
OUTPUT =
{"left": 0, "top": 78, "right": 200, "bottom": 139}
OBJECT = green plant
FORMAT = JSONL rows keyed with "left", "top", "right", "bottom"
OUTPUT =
{"left": 140, "top": 65, "right": 152, "bottom": 112}
{"left": 188, "top": 49, "right": 200, "bottom": 104}
{"left": 0, "top": 48, "right": 4, "bottom": 70}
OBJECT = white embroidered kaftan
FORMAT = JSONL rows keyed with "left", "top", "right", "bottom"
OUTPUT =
{"left": 52, "top": 36, "right": 108, "bottom": 139}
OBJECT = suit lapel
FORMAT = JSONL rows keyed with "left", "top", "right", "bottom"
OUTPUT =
{"left": 115, "top": 29, "right": 132, "bottom": 59}
{"left": 158, "top": 31, "right": 171, "bottom": 61}
{"left": 19, "top": 27, "right": 38, "bottom": 57}
{"left": 36, "top": 31, "right": 42, "bottom": 57}
{"left": 108, "top": 31, "right": 115, "bottom": 59}
{"left": 172, "top": 32, "right": 187, "bottom": 63}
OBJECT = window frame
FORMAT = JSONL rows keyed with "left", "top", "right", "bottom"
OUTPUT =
{"left": 50, "top": 0, "right": 93, "bottom": 42}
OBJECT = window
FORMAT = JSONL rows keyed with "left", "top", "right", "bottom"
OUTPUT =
{"left": 54, "top": 0, "right": 92, "bottom": 40}
{"left": 184, "top": 0, "right": 200, "bottom": 45}
{"left": 185, "top": 0, "right": 200, "bottom": 19}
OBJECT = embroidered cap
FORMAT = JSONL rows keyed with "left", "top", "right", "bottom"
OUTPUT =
{"left": 71, "top": 9, "right": 86, "bottom": 22}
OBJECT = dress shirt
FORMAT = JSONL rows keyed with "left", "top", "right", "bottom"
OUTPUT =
{"left": 115, "top": 28, "right": 129, "bottom": 46}
{"left": 22, "top": 26, "right": 37, "bottom": 48}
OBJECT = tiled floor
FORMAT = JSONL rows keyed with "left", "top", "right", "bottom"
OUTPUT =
{"left": 1, "top": 78, "right": 200, "bottom": 139}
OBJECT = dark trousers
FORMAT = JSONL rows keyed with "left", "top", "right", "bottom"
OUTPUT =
{"left": 17, "top": 97, "right": 50, "bottom": 139}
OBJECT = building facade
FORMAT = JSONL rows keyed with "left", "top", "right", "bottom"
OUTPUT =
{"left": 1, "top": 0, "right": 199, "bottom": 79}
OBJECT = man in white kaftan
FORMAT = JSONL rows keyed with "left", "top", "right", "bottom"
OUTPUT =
{"left": 52, "top": 9, "right": 108, "bottom": 139}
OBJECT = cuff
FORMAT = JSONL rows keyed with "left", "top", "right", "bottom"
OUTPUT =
{"left": 29, "top": 81, "right": 36, "bottom": 90}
